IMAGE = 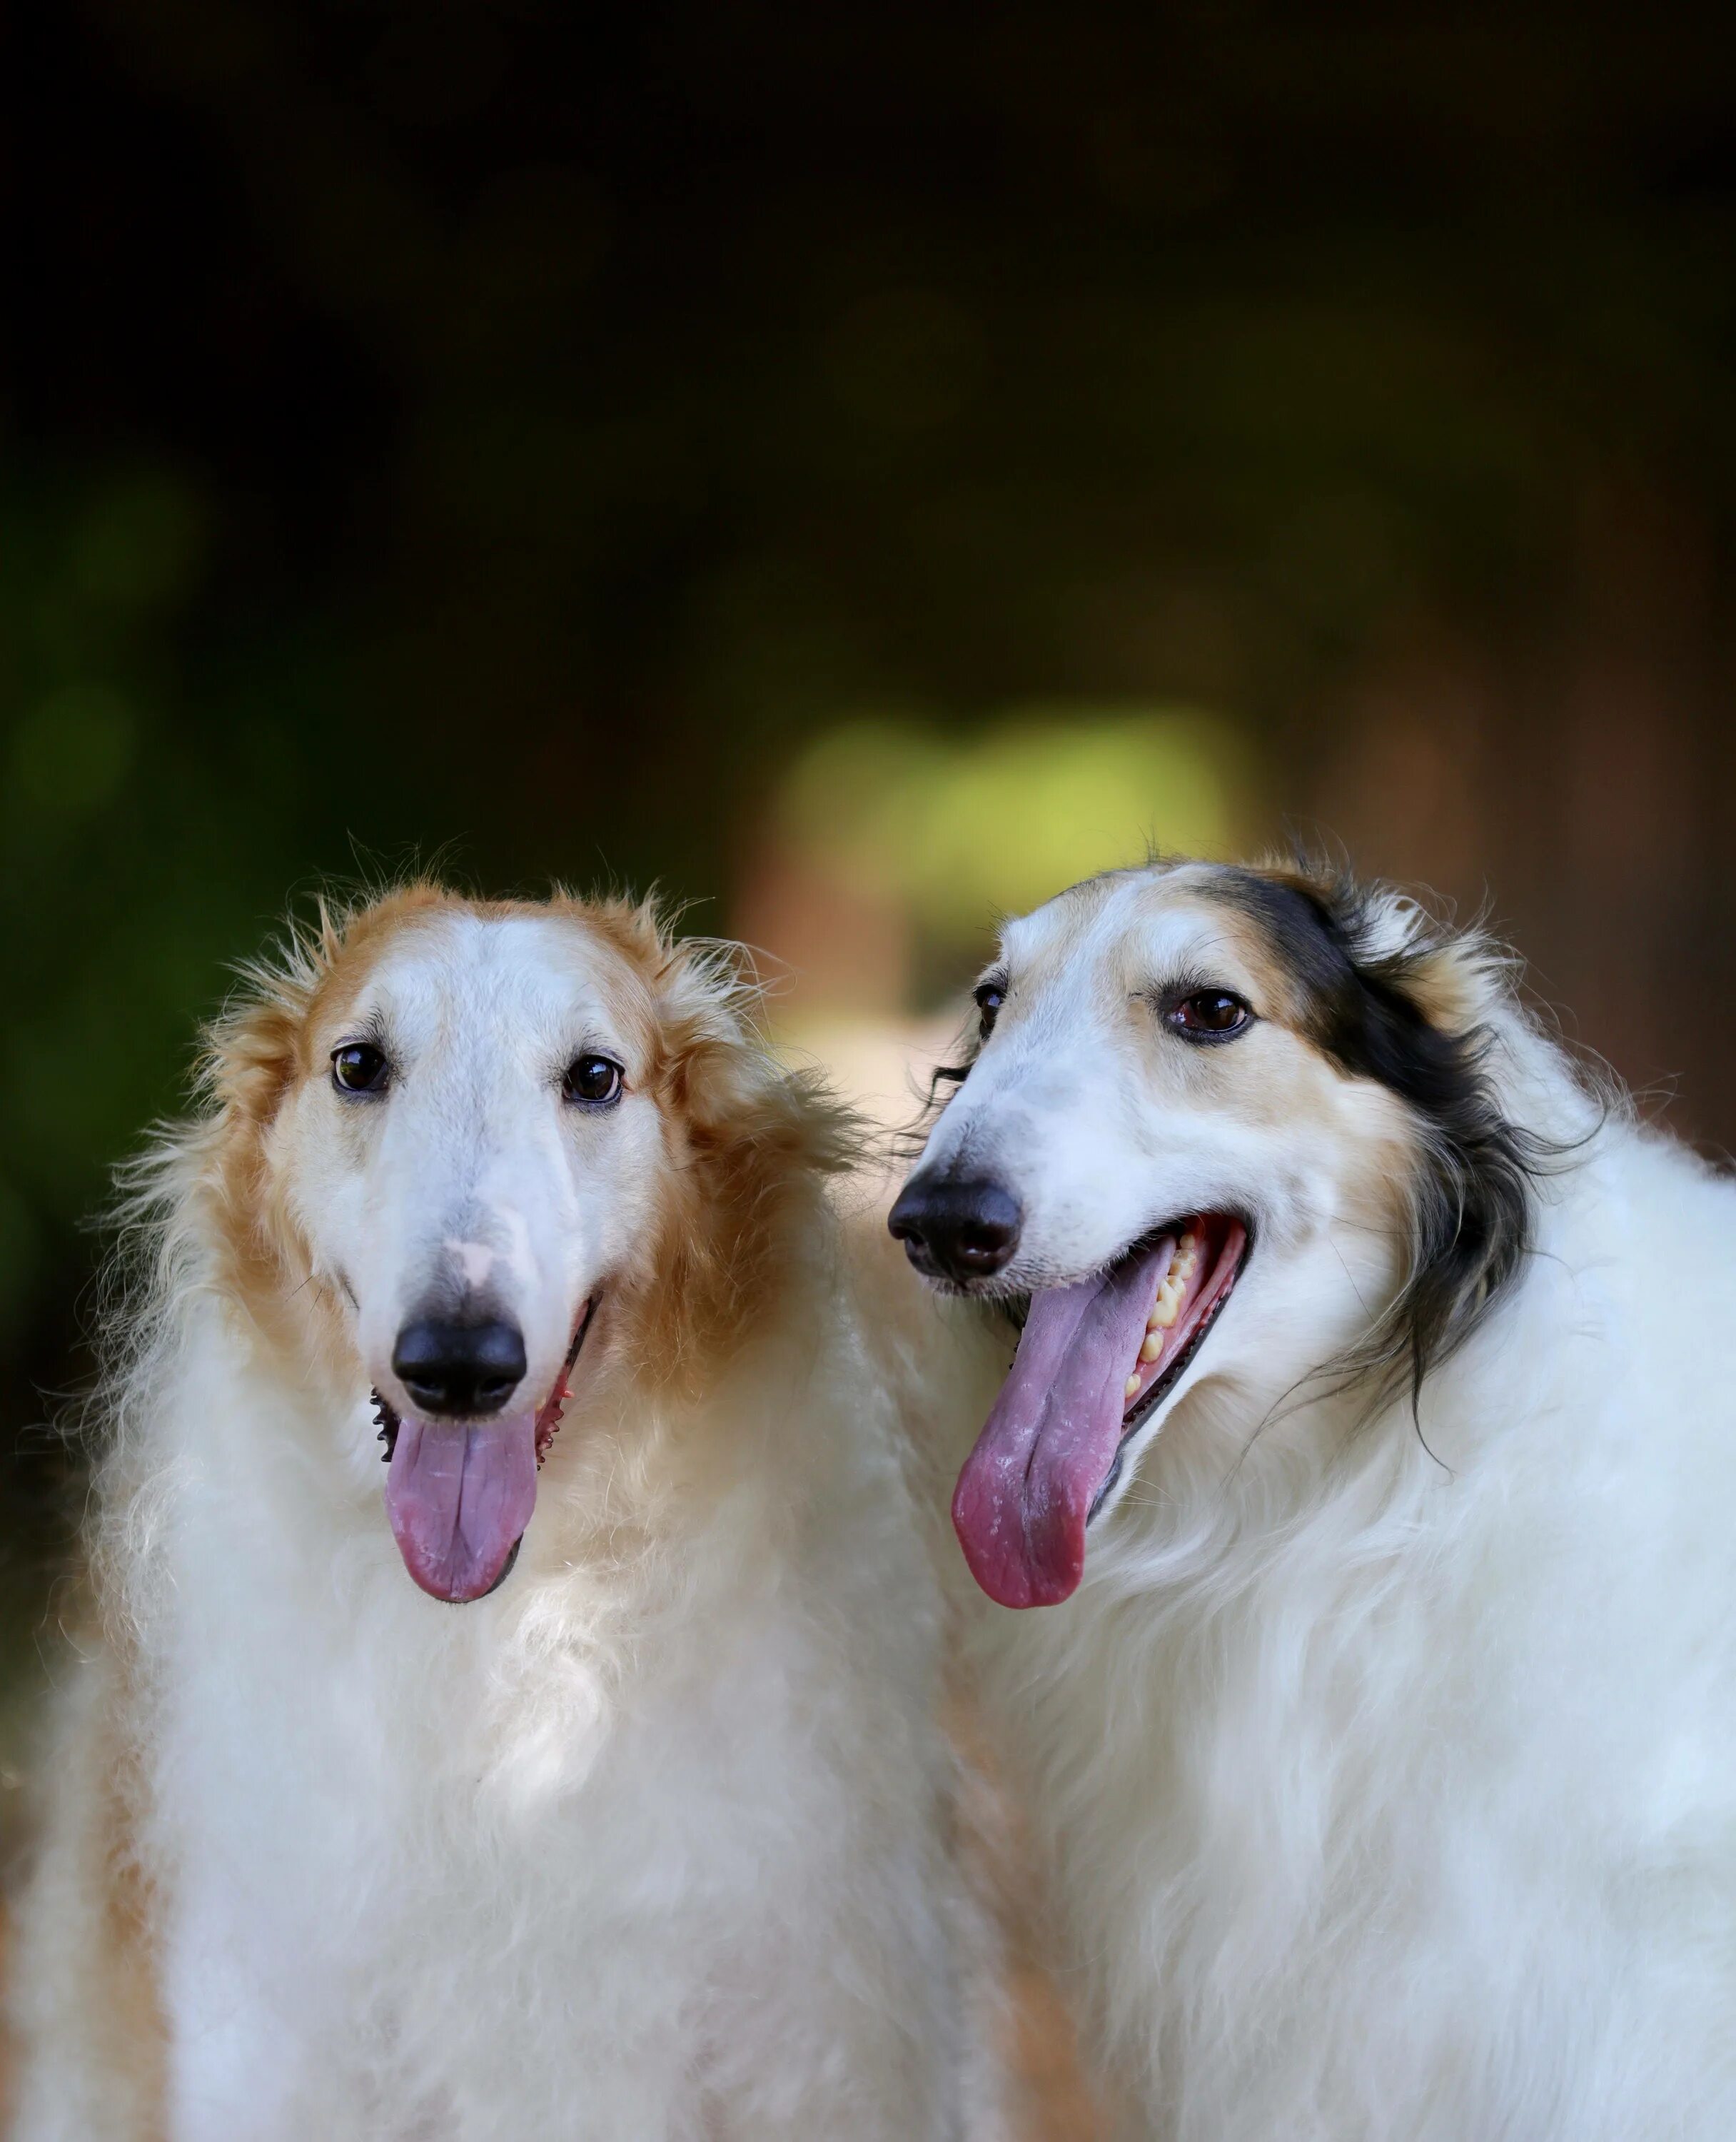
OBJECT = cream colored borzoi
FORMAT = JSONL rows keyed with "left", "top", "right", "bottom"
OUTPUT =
{"left": 890, "top": 856, "right": 1736, "bottom": 2141}
{"left": 12, "top": 887, "right": 991, "bottom": 2141}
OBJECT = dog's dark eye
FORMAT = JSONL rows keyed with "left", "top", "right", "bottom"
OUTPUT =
{"left": 973, "top": 981, "right": 1006, "bottom": 1036}
{"left": 330, "top": 1042, "right": 390, "bottom": 1095}
{"left": 563, "top": 1055, "right": 624, "bottom": 1107}
{"left": 1168, "top": 990, "right": 1252, "bottom": 1040}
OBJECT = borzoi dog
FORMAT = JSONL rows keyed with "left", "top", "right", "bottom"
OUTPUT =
{"left": 12, "top": 886, "right": 990, "bottom": 2141}
{"left": 889, "top": 856, "right": 1736, "bottom": 2141}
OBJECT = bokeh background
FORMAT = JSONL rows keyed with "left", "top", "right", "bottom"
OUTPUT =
{"left": 6, "top": 3, "right": 1736, "bottom": 2126}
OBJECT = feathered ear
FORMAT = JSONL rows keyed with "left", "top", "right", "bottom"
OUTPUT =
{"left": 1238, "top": 860, "right": 1555, "bottom": 1414}
{"left": 1305, "top": 873, "right": 1514, "bottom": 1045}
{"left": 1381, "top": 930, "right": 1498, "bottom": 1039}
{"left": 203, "top": 937, "right": 322, "bottom": 1135}
{"left": 187, "top": 915, "right": 332, "bottom": 1322}
{"left": 591, "top": 898, "right": 862, "bottom": 1391}
{"left": 592, "top": 896, "right": 857, "bottom": 1173}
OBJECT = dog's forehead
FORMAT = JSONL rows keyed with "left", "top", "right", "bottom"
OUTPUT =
{"left": 1001, "top": 867, "right": 1263, "bottom": 997}
{"left": 331, "top": 909, "right": 647, "bottom": 1055}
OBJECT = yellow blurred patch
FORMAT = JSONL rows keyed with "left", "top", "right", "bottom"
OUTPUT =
{"left": 777, "top": 706, "right": 1254, "bottom": 940}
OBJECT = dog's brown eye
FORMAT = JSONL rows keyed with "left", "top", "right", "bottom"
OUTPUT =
{"left": 331, "top": 1042, "right": 390, "bottom": 1095}
{"left": 1169, "top": 991, "right": 1251, "bottom": 1040}
{"left": 563, "top": 1055, "right": 623, "bottom": 1107}
{"left": 974, "top": 981, "right": 1006, "bottom": 1036}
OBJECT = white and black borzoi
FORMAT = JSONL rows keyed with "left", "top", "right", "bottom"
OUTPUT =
{"left": 889, "top": 855, "right": 1736, "bottom": 2141}
{"left": 11, "top": 887, "right": 996, "bottom": 2141}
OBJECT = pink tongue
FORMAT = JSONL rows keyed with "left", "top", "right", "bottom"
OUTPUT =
{"left": 952, "top": 1237, "right": 1174, "bottom": 1609}
{"left": 385, "top": 1414, "right": 538, "bottom": 1603}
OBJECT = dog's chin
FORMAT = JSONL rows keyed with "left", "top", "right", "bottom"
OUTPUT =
{"left": 949, "top": 1216, "right": 1251, "bottom": 1609}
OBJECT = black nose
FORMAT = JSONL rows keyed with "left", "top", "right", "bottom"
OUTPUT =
{"left": 887, "top": 1176, "right": 1023, "bottom": 1284}
{"left": 391, "top": 1319, "right": 528, "bottom": 1418}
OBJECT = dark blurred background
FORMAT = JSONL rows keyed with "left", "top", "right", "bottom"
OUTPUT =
{"left": 4, "top": 4, "right": 1736, "bottom": 2116}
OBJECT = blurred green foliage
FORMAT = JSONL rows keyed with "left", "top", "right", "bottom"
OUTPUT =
{"left": 777, "top": 709, "right": 1256, "bottom": 949}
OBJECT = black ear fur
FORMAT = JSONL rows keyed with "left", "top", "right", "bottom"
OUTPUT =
{"left": 1215, "top": 862, "right": 1557, "bottom": 1412}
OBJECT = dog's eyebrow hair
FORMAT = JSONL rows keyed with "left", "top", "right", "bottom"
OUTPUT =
{"left": 1139, "top": 964, "right": 1228, "bottom": 1008}
{"left": 330, "top": 1003, "right": 391, "bottom": 1047}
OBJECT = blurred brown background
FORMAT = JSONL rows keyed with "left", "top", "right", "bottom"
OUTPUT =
{"left": 5, "top": 3, "right": 1736, "bottom": 2128}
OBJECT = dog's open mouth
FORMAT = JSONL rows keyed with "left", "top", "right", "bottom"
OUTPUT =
{"left": 952, "top": 1217, "right": 1248, "bottom": 1610}
{"left": 374, "top": 1307, "right": 592, "bottom": 1605}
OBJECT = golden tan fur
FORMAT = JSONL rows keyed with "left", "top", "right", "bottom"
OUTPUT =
{"left": 11, "top": 1609, "right": 167, "bottom": 2136}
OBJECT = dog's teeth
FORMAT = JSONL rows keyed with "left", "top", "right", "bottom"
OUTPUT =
{"left": 1149, "top": 1237, "right": 1200, "bottom": 1330}
{"left": 1124, "top": 1373, "right": 1141, "bottom": 1399}
{"left": 1140, "top": 1332, "right": 1164, "bottom": 1362}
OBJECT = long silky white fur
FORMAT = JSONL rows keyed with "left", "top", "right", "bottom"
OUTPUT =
{"left": 912, "top": 886, "right": 1736, "bottom": 2140}
{"left": 9, "top": 906, "right": 1006, "bottom": 2142}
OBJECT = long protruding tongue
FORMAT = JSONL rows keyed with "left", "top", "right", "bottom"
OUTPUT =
{"left": 385, "top": 1414, "right": 538, "bottom": 1604}
{"left": 952, "top": 1237, "right": 1174, "bottom": 1609}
